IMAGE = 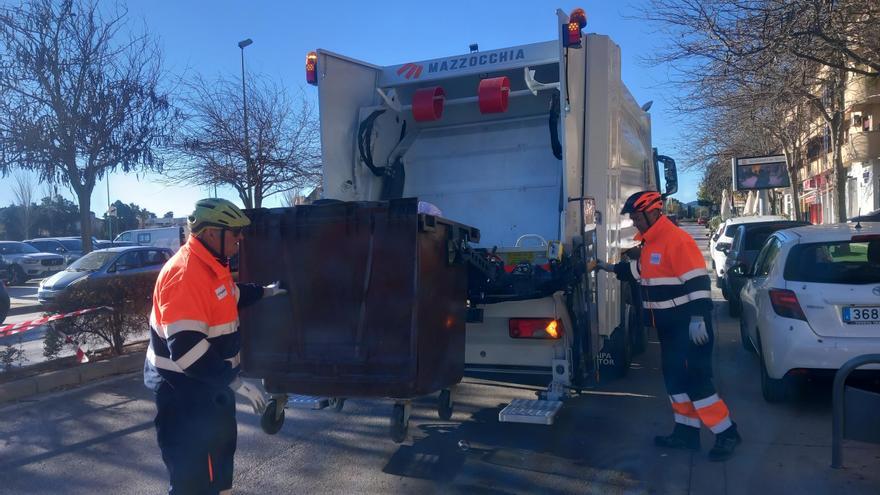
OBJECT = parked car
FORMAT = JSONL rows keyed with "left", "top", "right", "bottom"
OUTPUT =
{"left": 720, "top": 220, "right": 809, "bottom": 314}
{"left": 710, "top": 215, "right": 787, "bottom": 281}
{"left": 849, "top": 208, "right": 880, "bottom": 223}
{"left": 738, "top": 223, "right": 880, "bottom": 402}
{"left": 0, "top": 241, "right": 66, "bottom": 285}
{"left": 93, "top": 240, "right": 138, "bottom": 249}
{"left": 114, "top": 226, "right": 188, "bottom": 252}
{"left": 697, "top": 217, "right": 707, "bottom": 226}
{"left": 37, "top": 246, "right": 172, "bottom": 304}
{"left": 24, "top": 237, "right": 85, "bottom": 266}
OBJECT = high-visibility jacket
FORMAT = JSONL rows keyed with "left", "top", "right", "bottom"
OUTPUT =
{"left": 614, "top": 215, "right": 712, "bottom": 328}
{"left": 144, "top": 236, "right": 262, "bottom": 392}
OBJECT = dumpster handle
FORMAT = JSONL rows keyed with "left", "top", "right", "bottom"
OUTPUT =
{"left": 354, "top": 228, "right": 376, "bottom": 359}
{"left": 831, "top": 353, "right": 880, "bottom": 469}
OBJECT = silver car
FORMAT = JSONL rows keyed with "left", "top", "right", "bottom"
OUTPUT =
{"left": 0, "top": 241, "right": 66, "bottom": 286}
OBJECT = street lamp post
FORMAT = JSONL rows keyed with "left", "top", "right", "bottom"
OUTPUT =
{"left": 238, "top": 38, "right": 253, "bottom": 195}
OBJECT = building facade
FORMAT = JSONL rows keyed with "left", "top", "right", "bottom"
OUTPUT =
{"left": 798, "top": 73, "right": 880, "bottom": 224}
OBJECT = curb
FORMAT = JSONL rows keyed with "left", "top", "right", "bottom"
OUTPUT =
{"left": 0, "top": 351, "right": 144, "bottom": 404}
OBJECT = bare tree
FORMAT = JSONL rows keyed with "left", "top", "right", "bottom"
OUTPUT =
{"left": 168, "top": 74, "right": 322, "bottom": 209}
{"left": 0, "top": 0, "right": 178, "bottom": 252}
{"left": 642, "top": 0, "right": 880, "bottom": 222}
{"left": 10, "top": 171, "right": 36, "bottom": 238}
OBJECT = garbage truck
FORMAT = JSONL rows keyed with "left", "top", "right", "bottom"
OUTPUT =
{"left": 304, "top": 7, "right": 678, "bottom": 425}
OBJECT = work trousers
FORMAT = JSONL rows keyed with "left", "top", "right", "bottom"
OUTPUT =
{"left": 154, "top": 381, "right": 237, "bottom": 494}
{"left": 657, "top": 316, "right": 733, "bottom": 434}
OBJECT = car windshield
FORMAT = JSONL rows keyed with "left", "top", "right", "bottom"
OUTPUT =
{"left": 0, "top": 242, "right": 40, "bottom": 254}
{"left": 67, "top": 251, "right": 116, "bottom": 272}
{"left": 784, "top": 240, "right": 880, "bottom": 284}
{"left": 744, "top": 223, "right": 807, "bottom": 251}
{"left": 59, "top": 239, "right": 82, "bottom": 250}
{"left": 724, "top": 225, "right": 738, "bottom": 237}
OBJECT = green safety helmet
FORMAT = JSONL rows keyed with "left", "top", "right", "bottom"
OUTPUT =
{"left": 187, "top": 198, "right": 251, "bottom": 235}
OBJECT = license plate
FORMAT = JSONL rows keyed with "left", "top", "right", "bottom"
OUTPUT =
{"left": 842, "top": 306, "right": 880, "bottom": 324}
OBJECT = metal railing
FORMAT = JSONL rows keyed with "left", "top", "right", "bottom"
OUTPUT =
{"left": 831, "top": 353, "right": 880, "bottom": 469}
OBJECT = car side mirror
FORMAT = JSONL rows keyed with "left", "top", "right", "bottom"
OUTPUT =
{"left": 717, "top": 245, "right": 729, "bottom": 254}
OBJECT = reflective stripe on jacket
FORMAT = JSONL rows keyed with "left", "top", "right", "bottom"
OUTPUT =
{"left": 144, "top": 236, "right": 248, "bottom": 392}
{"left": 614, "top": 215, "right": 712, "bottom": 328}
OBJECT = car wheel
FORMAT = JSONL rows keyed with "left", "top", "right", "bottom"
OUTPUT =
{"left": 720, "top": 280, "right": 729, "bottom": 301}
{"left": 728, "top": 297, "right": 741, "bottom": 318}
{"left": 9, "top": 265, "right": 27, "bottom": 286}
{"left": 739, "top": 316, "right": 755, "bottom": 353}
{"left": 757, "top": 331, "right": 790, "bottom": 402}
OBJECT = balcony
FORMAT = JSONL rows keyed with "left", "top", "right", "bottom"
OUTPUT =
{"left": 846, "top": 75, "right": 880, "bottom": 107}
{"left": 847, "top": 130, "right": 880, "bottom": 163}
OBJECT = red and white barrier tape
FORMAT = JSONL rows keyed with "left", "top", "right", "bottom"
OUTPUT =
{"left": 0, "top": 306, "right": 113, "bottom": 338}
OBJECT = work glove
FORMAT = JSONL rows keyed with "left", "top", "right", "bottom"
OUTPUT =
{"left": 587, "top": 259, "right": 614, "bottom": 272}
{"left": 230, "top": 378, "right": 268, "bottom": 414}
{"left": 263, "top": 280, "right": 288, "bottom": 298}
{"left": 689, "top": 316, "right": 709, "bottom": 346}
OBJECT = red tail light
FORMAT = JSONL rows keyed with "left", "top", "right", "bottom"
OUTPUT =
{"left": 563, "top": 21, "right": 582, "bottom": 48}
{"left": 306, "top": 51, "right": 318, "bottom": 86}
{"left": 769, "top": 289, "right": 807, "bottom": 321}
{"left": 509, "top": 318, "right": 563, "bottom": 339}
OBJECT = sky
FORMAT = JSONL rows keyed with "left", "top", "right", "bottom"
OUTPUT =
{"left": 0, "top": 0, "right": 700, "bottom": 217}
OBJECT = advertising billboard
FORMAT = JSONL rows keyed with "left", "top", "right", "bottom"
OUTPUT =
{"left": 732, "top": 154, "right": 790, "bottom": 191}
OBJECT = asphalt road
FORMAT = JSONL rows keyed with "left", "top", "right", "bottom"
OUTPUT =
{"left": 1, "top": 224, "right": 878, "bottom": 494}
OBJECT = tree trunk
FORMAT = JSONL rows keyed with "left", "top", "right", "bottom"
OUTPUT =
{"left": 76, "top": 189, "right": 93, "bottom": 253}
{"left": 832, "top": 104, "right": 848, "bottom": 223}
{"left": 784, "top": 150, "right": 803, "bottom": 221}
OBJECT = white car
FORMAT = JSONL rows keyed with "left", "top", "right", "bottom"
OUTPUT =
{"left": 710, "top": 215, "right": 787, "bottom": 283}
{"left": 738, "top": 223, "right": 880, "bottom": 402}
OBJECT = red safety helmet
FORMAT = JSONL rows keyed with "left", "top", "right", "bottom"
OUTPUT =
{"left": 621, "top": 191, "right": 663, "bottom": 215}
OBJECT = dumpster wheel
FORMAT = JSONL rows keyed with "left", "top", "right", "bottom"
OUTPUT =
{"left": 390, "top": 402, "right": 410, "bottom": 443}
{"left": 260, "top": 398, "right": 285, "bottom": 435}
{"left": 438, "top": 389, "right": 453, "bottom": 420}
{"left": 329, "top": 397, "right": 346, "bottom": 412}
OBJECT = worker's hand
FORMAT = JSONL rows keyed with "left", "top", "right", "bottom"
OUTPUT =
{"left": 263, "top": 281, "right": 287, "bottom": 298}
{"left": 588, "top": 259, "right": 613, "bottom": 272}
{"left": 231, "top": 378, "right": 268, "bottom": 414}
{"left": 689, "top": 316, "right": 709, "bottom": 346}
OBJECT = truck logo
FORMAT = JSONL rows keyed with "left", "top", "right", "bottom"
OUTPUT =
{"left": 397, "top": 62, "right": 423, "bottom": 80}
{"left": 427, "top": 49, "right": 526, "bottom": 75}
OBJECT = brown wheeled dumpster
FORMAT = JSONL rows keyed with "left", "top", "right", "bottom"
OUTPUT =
{"left": 238, "top": 198, "right": 479, "bottom": 441}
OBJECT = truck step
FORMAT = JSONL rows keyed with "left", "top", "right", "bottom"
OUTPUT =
{"left": 498, "top": 399, "right": 563, "bottom": 425}
{"left": 286, "top": 395, "right": 329, "bottom": 410}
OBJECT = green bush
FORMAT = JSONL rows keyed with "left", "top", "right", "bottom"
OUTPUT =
{"left": 45, "top": 272, "right": 157, "bottom": 356}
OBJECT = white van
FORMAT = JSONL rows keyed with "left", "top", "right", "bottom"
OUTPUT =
{"left": 114, "top": 226, "right": 188, "bottom": 252}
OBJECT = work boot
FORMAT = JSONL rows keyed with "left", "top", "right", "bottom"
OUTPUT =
{"left": 654, "top": 423, "right": 701, "bottom": 451}
{"left": 708, "top": 423, "right": 742, "bottom": 462}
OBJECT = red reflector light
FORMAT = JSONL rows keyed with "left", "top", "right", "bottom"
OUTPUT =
{"left": 306, "top": 51, "right": 318, "bottom": 86}
{"left": 564, "top": 22, "right": 582, "bottom": 48}
{"left": 769, "top": 289, "right": 807, "bottom": 321}
{"left": 852, "top": 234, "right": 880, "bottom": 242}
{"left": 509, "top": 318, "right": 563, "bottom": 339}
{"left": 570, "top": 8, "right": 587, "bottom": 29}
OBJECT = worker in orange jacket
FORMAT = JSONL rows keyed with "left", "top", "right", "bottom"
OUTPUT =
{"left": 592, "top": 191, "right": 741, "bottom": 461}
{"left": 144, "top": 198, "right": 288, "bottom": 494}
